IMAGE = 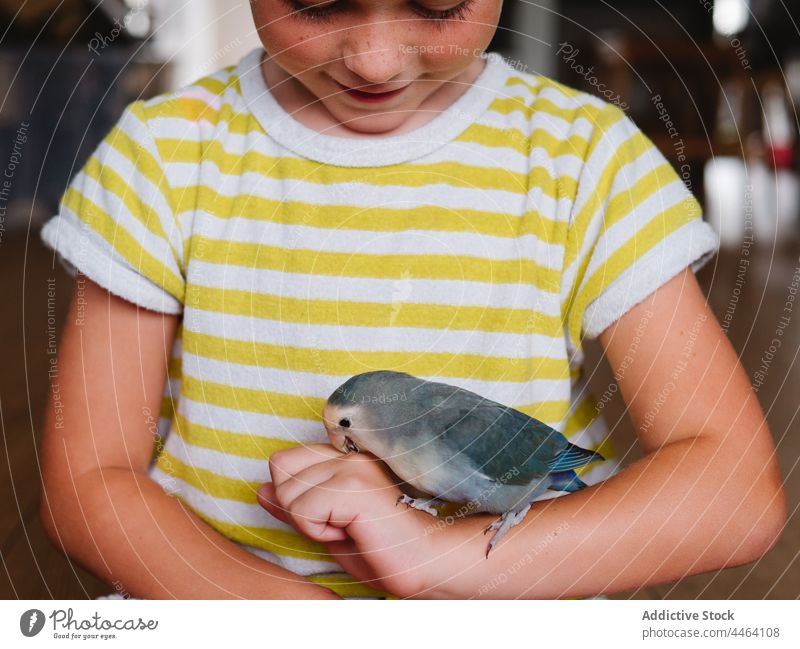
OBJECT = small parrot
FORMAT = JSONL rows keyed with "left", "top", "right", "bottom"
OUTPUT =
{"left": 322, "top": 370, "right": 605, "bottom": 558}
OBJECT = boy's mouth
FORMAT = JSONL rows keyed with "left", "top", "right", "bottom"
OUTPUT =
{"left": 334, "top": 79, "right": 410, "bottom": 103}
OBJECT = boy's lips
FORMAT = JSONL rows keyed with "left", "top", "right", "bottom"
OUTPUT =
{"left": 333, "top": 79, "right": 411, "bottom": 102}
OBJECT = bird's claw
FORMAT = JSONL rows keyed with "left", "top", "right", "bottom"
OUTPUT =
{"left": 483, "top": 519, "right": 503, "bottom": 535}
{"left": 396, "top": 494, "right": 440, "bottom": 517}
{"left": 483, "top": 504, "right": 533, "bottom": 558}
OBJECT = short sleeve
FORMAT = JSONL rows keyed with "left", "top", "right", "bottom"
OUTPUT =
{"left": 561, "top": 103, "right": 719, "bottom": 346}
{"left": 40, "top": 100, "right": 186, "bottom": 314}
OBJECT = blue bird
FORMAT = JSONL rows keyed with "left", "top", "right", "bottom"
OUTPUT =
{"left": 323, "top": 370, "right": 605, "bottom": 558}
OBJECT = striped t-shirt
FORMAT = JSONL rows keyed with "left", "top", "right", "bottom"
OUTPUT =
{"left": 40, "top": 47, "right": 720, "bottom": 599}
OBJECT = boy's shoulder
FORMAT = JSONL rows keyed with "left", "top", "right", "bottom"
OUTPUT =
{"left": 134, "top": 60, "right": 246, "bottom": 127}
{"left": 492, "top": 54, "right": 628, "bottom": 131}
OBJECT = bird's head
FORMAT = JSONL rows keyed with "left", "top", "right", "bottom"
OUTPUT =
{"left": 322, "top": 401, "right": 368, "bottom": 454}
{"left": 323, "top": 371, "right": 414, "bottom": 455}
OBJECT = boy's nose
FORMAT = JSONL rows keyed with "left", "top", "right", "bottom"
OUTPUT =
{"left": 341, "top": 22, "right": 406, "bottom": 86}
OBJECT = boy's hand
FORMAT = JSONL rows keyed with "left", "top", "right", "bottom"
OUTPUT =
{"left": 257, "top": 444, "right": 437, "bottom": 598}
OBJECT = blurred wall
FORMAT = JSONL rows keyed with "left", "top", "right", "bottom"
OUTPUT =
{"left": 149, "top": 0, "right": 262, "bottom": 90}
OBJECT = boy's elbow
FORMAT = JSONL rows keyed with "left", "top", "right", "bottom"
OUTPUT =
{"left": 39, "top": 470, "right": 85, "bottom": 556}
{"left": 725, "top": 475, "right": 787, "bottom": 567}
{"left": 40, "top": 492, "right": 68, "bottom": 555}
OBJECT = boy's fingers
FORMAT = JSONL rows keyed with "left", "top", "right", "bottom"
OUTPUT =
{"left": 288, "top": 491, "right": 350, "bottom": 542}
{"left": 259, "top": 480, "right": 349, "bottom": 542}
{"left": 268, "top": 443, "right": 343, "bottom": 486}
{"left": 257, "top": 482, "right": 290, "bottom": 524}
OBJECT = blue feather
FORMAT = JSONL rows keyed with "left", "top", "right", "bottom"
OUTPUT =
{"left": 547, "top": 470, "right": 587, "bottom": 493}
{"left": 546, "top": 443, "right": 604, "bottom": 472}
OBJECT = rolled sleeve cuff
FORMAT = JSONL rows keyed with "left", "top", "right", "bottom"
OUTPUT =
{"left": 582, "top": 218, "right": 720, "bottom": 340}
{"left": 40, "top": 214, "right": 183, "bottom": 315}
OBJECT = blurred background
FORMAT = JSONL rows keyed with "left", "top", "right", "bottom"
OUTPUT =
{"left": 0, "top": 0, "right": 798, "bottom": 598}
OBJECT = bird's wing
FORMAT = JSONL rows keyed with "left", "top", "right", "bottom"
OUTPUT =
{"left": 428, "top": 385, "right": 569, "bottom": 486}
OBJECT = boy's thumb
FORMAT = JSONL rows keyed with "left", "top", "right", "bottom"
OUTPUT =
{"left": 256, "top": 482, "right": 289, "bottom": 524}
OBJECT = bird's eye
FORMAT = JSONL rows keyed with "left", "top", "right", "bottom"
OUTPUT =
{"left": 339, "top": 417, "right": 351, "bottom": 428}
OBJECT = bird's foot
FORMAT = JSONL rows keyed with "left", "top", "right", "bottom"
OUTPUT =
{"left": 396, "top": 494, "right": 441, "bottom": 517}
{"left": 482, "top": 504, "right": 532, "bottom": 558}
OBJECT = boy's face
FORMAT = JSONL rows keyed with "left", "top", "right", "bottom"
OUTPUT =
{"left": 250, "top": 0, "right": 503, "bottom": 135}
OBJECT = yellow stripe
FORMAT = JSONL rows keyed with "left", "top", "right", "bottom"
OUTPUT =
{"left": 157, "top": 448, "right": 263, "bottom": 501}
{"left": 106, "top": 101, "right": 186, "bottom": 251}
{"left": 159, "top": 395, "right": 176, "bottom": 423}
{"left": 168, "top": 182, "right": 567, "bottom": 244}
{"left": 307, "top": 572, "right": 395, "bottom": 599}
{"left": 61, "top": 188, "right": 185, "bottom": 303}
{"left": 568, "top": 154, "right": 678, "bottom": 272}
{"left": 145, "top": 96, "right": 257, "bottom": 134}
{"left": 489, "top": 94, "right": 608, "bottom": 126}
{"left": 160, "top": 138, "right": 558, "bottom": 197}
{"left": 592, "top": 434, "right": 618, "bottom": 467}
{"left": 565, "top": 128, "right": 660, "bottom": 266}
{"left": 179, "top": 376, "right": 569, "bottom": 424}
{"left": 181, "top": 330, "right": 569, "bottom": 382}
{"left": 458, "top": 122, "right": 591, "bottom": 166}
{"left": 80, "top": 154, "right": 182, "bottom": 265}
{"left": 563, "top": 396, "right": 599, "bottom": 439}
{"left": 193, "top": 74, "right": 239, "bottom": 97}
{"left": 182, "top": 374, "right": 322, "bottom": 420}
{"left": 189, "top": 503, "right": 335, "bottom": 562}
{"left": 167, "top": 359, "right": 182, "bottom": 380}
{"left": 507, "top": 74, "right": 583, "bottom": 100}
{"left": 158, "top": 402, "right": 576, "bottom": 498}
{"left": 503, "top": 400, "right": 570, "bottom": 424}
{"left": 186, "top": 286, "right": 563, "bottom": 335}
{"left": 169, "top": 411, "right": 307, "bottom": 458}
{"left": 562, "top": 398, "right": 620, "bottom": 476}
{"left": 162, "top": 398, "right": 571, "bottom": 461}
{"left": 186, "top": 243, "right": 559, "bottom": 295}
{"left": 155, "top": 452, "right": 336, "bottom": 561}
{"left": 152, "top": 99, "right": 587, "bottom": 190}
{"left": 567, "top": 198, "right": 699, "bottom": 345}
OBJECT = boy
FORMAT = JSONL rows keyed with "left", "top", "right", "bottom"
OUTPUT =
{"left": 40, "top": 0, "right": 785, "bottom": 599}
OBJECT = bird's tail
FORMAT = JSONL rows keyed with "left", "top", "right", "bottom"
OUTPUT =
{"left": 547, "top": 469, "right": 587, "bottom": 493}
{"left": 546, "top": 442, "right": 605, "bottom": 472}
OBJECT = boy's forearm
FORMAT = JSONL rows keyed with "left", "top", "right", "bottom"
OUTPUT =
{"left": 418, "top": 437, "right": 785, "bottom": 599}
{"left": 42, "top": 467, "right": 341, "bottom": 599}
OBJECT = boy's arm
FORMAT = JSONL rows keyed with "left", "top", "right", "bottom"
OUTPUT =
{"left": 417, "top": 267, "right": 786, "bottom": 599}
{"left": 40, "top": 276, "right": 340, "bottom": 599}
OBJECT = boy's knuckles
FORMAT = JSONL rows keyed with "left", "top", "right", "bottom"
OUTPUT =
{"left": 272, "top": 480, "right": 298, "bottom": 507}
{"left": 334, "top": 473, "right": 370, "bottom": 492}
{"left": 268, "top": 454, "right": 289, "bottom": 479}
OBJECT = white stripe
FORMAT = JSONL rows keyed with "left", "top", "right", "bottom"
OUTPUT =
{"left": 186, "top": 308, "right": 563, "bottom": 355}
{"left": 181, "top": 352, "right": 569, "bottom": 402}
{"left": 239, "top": 544, "right": 341, "bottom": 576}
{"left": 187, "top": 258, "right": 564, "bottom": 315}
{"left": 584, "top": 179, "right": 691, "bottom": 279}
{"left": 93, "top": 136, "right": 174, "bottom": 222}
{"left": 63, "top": 187, "right": 179, "bottom": 282}
{"left": 173, "top": 400, "right": 331, "bottom": 442}
{"left": 73, "top": 164, "right": 182, "bottom": 271}
{"left": 184, "top": 213, "right": 565, "bottom": 268}
{"left": 560, "top": 142, "right": 680, "bottom": 301}
{"left": 163, "top": 431, "right": 270, "bottom": 482}
{"left": 148, "top": 465, "right": 305, "bottom": 537}
{"left": 569, "top": 112, "right": 635, "bottom": 222}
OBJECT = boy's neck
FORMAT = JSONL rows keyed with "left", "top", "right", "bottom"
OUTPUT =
{"left": 259, "top": 53, "right": 487, "bottom": 139}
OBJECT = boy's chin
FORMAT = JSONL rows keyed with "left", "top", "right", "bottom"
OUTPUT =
{"left": 324, "top": 105, "right": 418, "bottom": 136}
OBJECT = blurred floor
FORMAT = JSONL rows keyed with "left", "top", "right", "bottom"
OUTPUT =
{"left": 1, "top": 228, "right": 107, "bottom": 598}
{"left": 589, "top": 241, "right": 800, "bottom": 599}
{"left": 1, "top": 229, "right": 798, "bottom": 599}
